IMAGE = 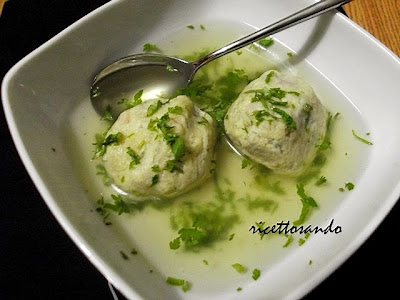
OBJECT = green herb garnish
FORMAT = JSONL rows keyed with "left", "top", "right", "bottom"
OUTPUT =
{"left": 232, "top": 263, "right": 246, "bottom": 273}
{"left": 166, "top": 277, "right": 191, "bottom": 292}
{"left": 168, "top": 106, "right": 183, "bottom": 114}
{"left": 293, "top": 184, "right": 317, "bottom": 225}
{"left": 258, "top": 38, "right": 274, "bottom": 48}
{"left": 252, "top": 109, "right": 274, "bottom": 126}
{"left": 143, "top": 43, "right": 159, "bottom": 52}
{"left": 101, "top": 105, "right": 113, "bottom": 122}
{"left": 92, "top": 132, "right": 124, "bottom": 159}
{"left": 273, "top": 107, "right": 297, "bottom": 131}
{"left": 96, "top": 164, "right": 111, "bottom": 186}
{"left": 283, "top": 235, "right": 293, "bottom": 248}
{"left": 147, "top": 100, "right": 163, "bottom": 117}
{"left": 169, "top": 237, "right": 181, "bottom": 250}
{"left": 302, "top": 104, "right": 313, "bottom": 126}
{"left": 345, "top": 182, "right": 355, "bottom": 190}
{"left": 315, "top": 176, "right": 327, "bottom": 186}
{"left": 151, "top": 174, "right": 159, "bottom": 186}
{"left": 319, "top": 140, "right": 331, "bottom": 151}
{"left": 164, "top": 159, "right": 183, "bottom": 173}
{"left": 126, "top": 147, "right": 141, "bottom": 169}
{"left": 120, "top": 251, "right": 129, "bottom": 260}
{"left": 152, "top": 164, "right": 161, "bottom": 172}
{"left": 166, "top": 64, "right": 175, "bottom": 72}
{"left": 252, "top": 268, "right": 261, "bottom": 280}
{"left": 352, "top": 129, "right": 373, "bottom": 145}
{"left": 102, "top": 194, "right": 130, "bottom": 215}
{"left": 264, "top": 70, "right": 275, "bottom": 84}
{"left": 241, "top": 157, "right": 253, "bottom": 169}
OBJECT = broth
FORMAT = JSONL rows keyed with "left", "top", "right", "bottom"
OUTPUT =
{"left": 64, "top": 21, "right": 370, "bottom": 293}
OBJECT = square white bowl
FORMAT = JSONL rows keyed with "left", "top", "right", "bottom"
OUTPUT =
{"left": 3, "top": 0, "right": 400, "bottom": 299}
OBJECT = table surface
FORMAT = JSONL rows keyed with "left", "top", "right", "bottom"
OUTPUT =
{"left": 344, "top": 0, "right": 400, "bottom": 57}
{"left": 1, "top": 1, "right": 399, "bottom": 300}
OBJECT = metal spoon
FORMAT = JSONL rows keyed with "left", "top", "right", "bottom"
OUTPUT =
{"left": 90, "top": 0, "right": 350, "bottom": 119}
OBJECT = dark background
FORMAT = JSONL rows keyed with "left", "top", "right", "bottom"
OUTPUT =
{"left": 1, "top": 1, "right": 399, "bottom": 299}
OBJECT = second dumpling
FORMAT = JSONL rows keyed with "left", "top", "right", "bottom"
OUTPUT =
{"left": 224, "top": 70, "right": 328, "bottom": 176}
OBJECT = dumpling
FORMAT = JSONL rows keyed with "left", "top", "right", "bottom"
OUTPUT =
{"left": 224, "top": 70, "right": 327, "bottom": 175}
{"left": 103, "top": 95, "right": 217, "bottom": 200}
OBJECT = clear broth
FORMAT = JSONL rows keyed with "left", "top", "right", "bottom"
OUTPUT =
{"left": 64, "top": 21, "right": 370, "bottom": 293}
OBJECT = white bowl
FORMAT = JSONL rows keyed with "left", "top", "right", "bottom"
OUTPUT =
{"left": 3, "top": 0, "right": 400, "bottom": 299}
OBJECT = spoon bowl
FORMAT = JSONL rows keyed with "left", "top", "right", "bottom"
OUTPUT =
{"left": 90, "top": 54, "right": 194, "bottom": 118}
{"left": 90, "top": 0, "right": 350, "bottom": 119}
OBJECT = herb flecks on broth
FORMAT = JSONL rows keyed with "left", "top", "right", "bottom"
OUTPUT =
{"left": 86, "top": 25, "right": 364, "bottom": 294}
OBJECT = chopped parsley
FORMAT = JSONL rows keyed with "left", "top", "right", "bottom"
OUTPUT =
{"left": 101, "top": 105, "right": 113, "bottom": 122}
{"left": 92, "top": 132, "right": 124, "bottom": 159}
{"left": 120, "top": 251, "right": 129, "bottom": 260}
{"left": 137, "top": 140, "right": 146, "bottom": 150}
{"left": 171, "top": 136, "right": 185, "bottom": 160}
{"left": 148, "top": 112, "right": 186, "bottom": 164}
{"left": 252, "top": 268, "right": 261, "bottom": 280}
{"left": 168, "top": 106, "right": 183, "bottom": 115}
{"left": 252, "top": 109, "right": 275, "bottom": 126}
{"left": 169, "top": 237, "right": 181, "bottom": 250}
{"left": 152, "top": 164, "right": 161, "bottom": 172}
{"left": 126, "top": 147, "right": 141, "bottom": 169}
{"left": 166, "top": 64, "right": 175, "bottom": 72}
{"left": 166, "top": 277, "right": 191, "bottom": 292}
{"left": 96, "top": 164, "right": 111, "bottom": 186}
{"left": 118, "top": 89, "right": 143, "bottom": 109}
{"left": 170, "top": 228, "right": 205, "bottom": 249}
{"left": 264, "top": 70, "right": 275, "bottom": 84}
{"left": 241, "top": 157, "right": 253, "bottom": 169}
{"left": 247, "top": 88, "right": 288, "bottom": 106}
{"left": 293, "top": 184, "right": 317, "bottom": 225}
{"left": 315, "top": 176, "right": 327, "bottom": 186}
{"left": 245, "top": 87, "right": 299, "bottom": 130}
{"left": 176, "top": 68, "right": 249, "bottom": 131}
{"left": 232, "top": 263, "right": 246, "bottom": 273}
{"left": 186, "top": 25, "right": 195, "bottom": 29}
{"left": 151, "top": 174, "right": 159, "bottom": 186}
{"left": 169, "top": 186, "right": 240, "bottom": 250}
{"left": 258, "top": 38, "right": 274, "bottom": 48}
{"left": 164, "top": 159, "right": 183, "bottom": 173}
{"left": 273, "top": 107, "right": 297, "bottom": 131}
{"left": 147, "top": 100, "right": 163, "bottom": 117}
{"left": 298, "top": 238, "right": 306, "bottom": 246}
{"left": 352, "top": 129, "right": 373, "bottom": 145}
{"left": 345, "top": 182, "right": 355, "bottom": 190}
{"left": 302, "top": 104, "right": 313, "bottom": 126}
{"left": 319, "top": 140, "right": 331, "bottom": 151}
{"left": 142, "top": 43, "right": 159, "bottom": 52}
{"left": 99, "top": 194, "right": 130, "bottom": 215}
{"left": 176, "top": 81, "right": 212, "bottom": 99}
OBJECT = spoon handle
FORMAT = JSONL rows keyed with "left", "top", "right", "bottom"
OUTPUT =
{"left": 192, "top": 0, "right": 351, "bottom": 71}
